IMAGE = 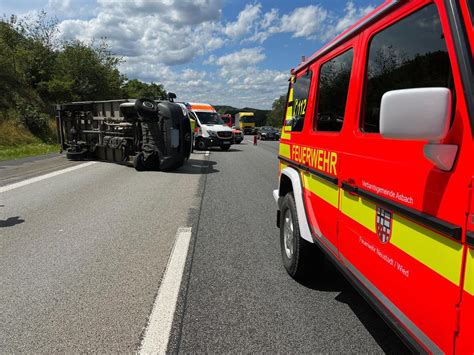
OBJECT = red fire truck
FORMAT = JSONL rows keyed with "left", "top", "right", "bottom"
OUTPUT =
{"left": 273, "top": 0, "right": 473, "bottom": 353}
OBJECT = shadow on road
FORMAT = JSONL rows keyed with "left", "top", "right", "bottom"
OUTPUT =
{"left": 174, "top": 159, "right": 219, "bottom": 175}
{"left": 298, "top": 258, "right": 409, "bottom": 354}
{"left": 0, "top": 216, "right": 25, "bottom": 228}
{"left": 208, "top": 148, "right": 243, "bottom": 153}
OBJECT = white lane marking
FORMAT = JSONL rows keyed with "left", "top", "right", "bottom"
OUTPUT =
{"left": 247, "top": 140, "right": 254, "bottom": 144}
{"left": 204, "top": 151, "right": 210, "bottom": 157}
{"left": 140, "top": 227, "right": 192, "bottom": 354}
{"left": 0, "top": 162, "right": 97, "bottom": 194}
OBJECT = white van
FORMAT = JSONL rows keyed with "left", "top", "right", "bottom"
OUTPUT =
{"left": 185, "top": 102, "right": 234, "bottom": 151}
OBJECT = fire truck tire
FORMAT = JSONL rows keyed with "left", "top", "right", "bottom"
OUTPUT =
{"left": 280, "top": 192, "right": 322, "bottom": 280}
{"left": 220, "top": 145, "right": 231, "bottom": 151}
{"left": 235, "top": 141, "right": 241, "bottom": 144}
{"left": 133, "top": 152, "right": 146, "bottom": 171}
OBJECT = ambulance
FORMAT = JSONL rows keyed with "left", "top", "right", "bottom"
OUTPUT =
{"left": 273, "top": 0, "right": 473, "bottom": 353}
{"left": 185, "top": 103, "right": 234, "bottom": 151}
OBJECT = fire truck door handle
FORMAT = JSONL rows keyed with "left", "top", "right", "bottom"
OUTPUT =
{"left": 341, "top": 181, "right": 358, "bottom": 195}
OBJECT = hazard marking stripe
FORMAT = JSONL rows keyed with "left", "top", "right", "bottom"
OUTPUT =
{"left": 279, "top": 143, "right": 291, "bottom": 159}
{"left": 280, "top": 84, "right": 294, "bottom": 141}
{"left": 302, "top": 172, "right": 339, "bottom": 209}
{"left": 340, "top": 191, "right": 463, "bottom": 286}
{"left": 390, "top": 214, "right": 463, "bottom": 286}
{"left": 341, "top": 190, "right": 376, "bottom": 232}
{"left": 463, "top": 249, "right": 474, "bottom": 295}
{"left": 280, "top": 130, "right": 292, "bottom": 140}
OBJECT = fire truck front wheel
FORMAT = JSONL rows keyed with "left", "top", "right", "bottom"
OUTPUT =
{"left": 280, "top": 192, "right": 323, "bottom": 280}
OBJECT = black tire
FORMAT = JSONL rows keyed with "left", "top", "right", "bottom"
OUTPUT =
{"left": 133, "top": 152, "right": 146, "bottom": 171}
{"left": 66, "top": 149, "right": 86, "bottom": 161}
{"left": 196, "top": 139, "right": 208, "bottom": 151}
{"left": 220, "top": 145, "right": 231, "bottom": 151}
{"left": 280, "top": 192, "right": 323, "bottom": 280}
{"left": 135, "top": 98, "right": 157, "bottom": 120}
{"left": 235, "top": 141, "right": 241, "bottom": 144}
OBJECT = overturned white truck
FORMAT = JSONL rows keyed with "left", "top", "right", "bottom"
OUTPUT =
{"left": 56, "top": 95, "right": 192, "bottom": 171}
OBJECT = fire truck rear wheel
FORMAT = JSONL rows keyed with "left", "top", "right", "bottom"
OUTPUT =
{"left": 280, "top": 192, "right": 322, "bottom": 280}
{"left": 220, "top": 145, "right": 230, "bottom": 151}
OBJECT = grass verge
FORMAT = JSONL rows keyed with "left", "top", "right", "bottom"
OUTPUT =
{"left": 0, "top": 119, "right": 59, "bottom": 161}
{"left": 0, "top": 143, "right": 60, "bottom": 161}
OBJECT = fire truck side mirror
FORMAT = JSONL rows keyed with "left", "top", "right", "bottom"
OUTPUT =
{"left": 380, "top": 87, "right": 452, "bottom": 141}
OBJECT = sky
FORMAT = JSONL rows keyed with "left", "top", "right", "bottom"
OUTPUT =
{"left": 1, "top": 0, "right": 383, "bottom": 109}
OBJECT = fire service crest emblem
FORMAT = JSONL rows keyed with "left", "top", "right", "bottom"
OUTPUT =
{"left": 376, "top": 207, "right": 392, "bottom": 244}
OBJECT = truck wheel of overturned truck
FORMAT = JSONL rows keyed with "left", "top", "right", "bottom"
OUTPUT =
{"left": 280, "top": 192, "right": 324, "bottom": 281}
{"left": 160, "top": 156, "right": 185, "bottom": 172}
{"left": 66, "top": 150, "right": 86, "bottom": 161}
{"left": 196, "top": 139, "right": 208, "bottom": 151}
{"left": 133, "top": 152, "right": 146, "bottom": 171}
{"left": 135, "top": 98, "right": 157, "bottom": 120}
{"left": 220, "top": 145, "right": 231, "bottom": 151}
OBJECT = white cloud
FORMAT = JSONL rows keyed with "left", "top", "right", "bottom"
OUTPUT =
{"left": 51, "top": 0, "right": 375, "bottom": 108}
{"left": 224, "top": 3, "right": 261, "bottom": 38}
{"left": 237, "top": 1, "right": 375, "bottom": 43}
{"left": 203, "top": 48, "right": 288, "bottom": 108}
{"left": 207, "top": 47, "right": 266, "bottom": 67}
{"left": 58, "top": 0, "right": 226, "bottom": 64}
{"left": 278, "top": 6, "right": 328, "bottom": 39}
{"left": 324, "top": 2, "right": 375, "bottom": 39}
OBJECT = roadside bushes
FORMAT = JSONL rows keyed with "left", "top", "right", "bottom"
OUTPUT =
{"left": 17, "top": 104, "right": 53, "bottom": 141}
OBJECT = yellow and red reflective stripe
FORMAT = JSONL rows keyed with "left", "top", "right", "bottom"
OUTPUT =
{"left": 340, "top": 191, "right": 463, "bottom": 286}
{"left": 281, "top": 81, "right": 294, "bottom": 141}
{"left": 279, "top": 143, "right": 291, "bottom": 159}
{"left": 281, "top": 157, "right": 463, "bottom": 287}
{"left": 464, "top": 249, "right": 474, "bottom": 295}
{"left": 302, "top": 172, "right": 339, "bottom": 209}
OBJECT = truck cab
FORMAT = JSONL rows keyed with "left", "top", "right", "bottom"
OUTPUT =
{"left": 235, "top": 112, "right": 255, "bottom": 135}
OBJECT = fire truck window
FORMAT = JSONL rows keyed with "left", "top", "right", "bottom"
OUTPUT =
{"left": 314, "top": 49, "right": 354, "bottom": 132}
{"left": 290, "top": 71, "right": 312, "bottom": 132}
{"left": 362, "top": 4, "right": 453, "bottom": 133}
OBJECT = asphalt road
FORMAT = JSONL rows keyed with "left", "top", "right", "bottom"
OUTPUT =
{"left": 1, "top": 140, "right": 409, "bottom": 353}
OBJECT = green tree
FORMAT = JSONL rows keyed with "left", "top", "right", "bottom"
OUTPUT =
{"left": 267, "top": 95, "right": 286, "bottom": 127}
{"left": 50, "top": 40, "right": 125, "bottom": 102}
{"left": 122, "top": 79, "right": 167, "bottom": 99}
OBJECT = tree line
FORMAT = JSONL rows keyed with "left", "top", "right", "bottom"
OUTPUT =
{"left": 0, "top": 10, "right": 287, "bottom": 145}
{"left": 0, "top": 11, "right": 166, "bottom": 141}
